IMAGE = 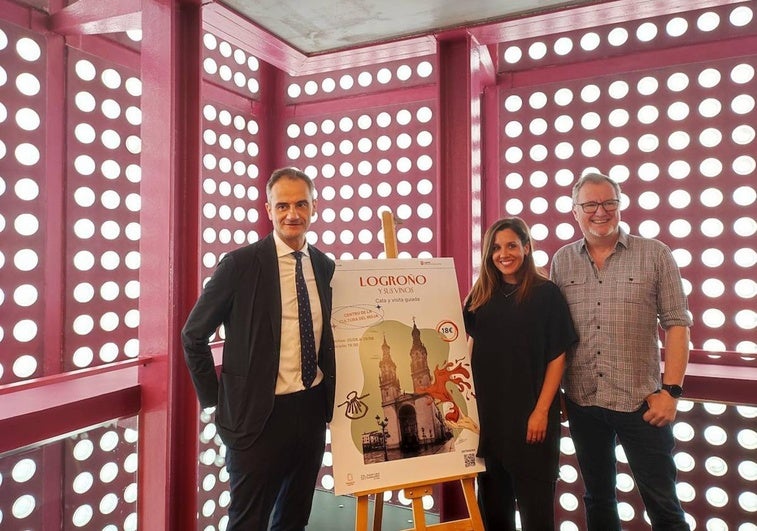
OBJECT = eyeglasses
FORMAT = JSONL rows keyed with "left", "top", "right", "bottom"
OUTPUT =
{"left": 575, "top": 199, "right": 620, "bottom": 214}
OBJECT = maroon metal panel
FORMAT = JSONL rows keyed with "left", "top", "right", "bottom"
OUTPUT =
{"left": 0, "top": 0, "right": 44, "bottom": 28}
{"left": 41, "top": 11, "right": 66, "bottom": 379}
{"left": 482, "top": 84, "right": 503, "bottom": 233}
{"left": 193, "top": 29, "right": 271, "bottom": 528}
{"left": 436, "top": 35, "right": 476, "bottom": 522}
{"left": 279, "top": 63, "right": 440, "bottom": 261}
{"left": 201, "top": 24, "right": 262, "bottom": 101}
{"left": 202, "top": 1, "right": 308, "bottom": 75}
{"left": 498, "top": 43, "right": 757, "bottom": 359}
{"left": 197, "top": 88, "right": 266, "bottom": 286}
{"left": 471, "top": 0, "right": 747, "bottom": 46}
{"left": 685, "top": 357, "right": 757, "bottom": 404}
{"left": 63, "top": 47, "right": 141, "bottom": 372}
{"left": 0, "top": 447, "right": 46, "bottom": 529}
{"left": 64, "top": 33, "right": 141, "bottom": 70}
{"left": 0, "top": 416, "right": 141, "bottom": 530}
{"left": 437, "top": 36, "right": 475, "bottom": 299}
{"left": 0, "top": 19, "right": 48, "bottom": 384}
{"left": 467, "top": 39, "right": 495, "bottom": 291}
{"left": 258, "top": 58, "right": 285, "bottom": 181}
{"left": 137, "top": 1, "right": 203, "bottom": 530}
{"left": 41, "top": 443, "right": 63, "bottom": 530}
{"left": 62, "top": 419, "right": 139, "bottom": 530}
{"left": 282, "top": 56, "right": 437, "bottom": 105}
{"left": 4, "top": 0, "right": 49, "bottom": 14}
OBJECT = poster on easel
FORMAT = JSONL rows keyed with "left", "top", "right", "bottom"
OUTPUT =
{"left": 329, "top": 258, "right": 485, "bottom": 496}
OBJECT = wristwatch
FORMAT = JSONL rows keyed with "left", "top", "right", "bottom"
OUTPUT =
{"left": 661, "top": 384, "right": 683, "bottom": 399}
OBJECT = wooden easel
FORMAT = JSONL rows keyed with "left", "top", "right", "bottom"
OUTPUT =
{"left": 351, "top": 212, "right": 484, "bottom": 531}
{"left": 355, "top": 473, "right": 483, "bottom": 531}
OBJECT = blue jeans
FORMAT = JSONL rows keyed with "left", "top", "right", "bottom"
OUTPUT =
{"left": 565, "top": 399, "right": 689, "bottom": 531}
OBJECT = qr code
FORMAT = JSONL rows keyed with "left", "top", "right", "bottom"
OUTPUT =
{"left": 464, "top": 453, "right": 476, "bottom": 468}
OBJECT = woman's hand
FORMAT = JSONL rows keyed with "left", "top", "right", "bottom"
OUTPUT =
{"left": 526, "top": 409, "right": 548, "bottom": 444}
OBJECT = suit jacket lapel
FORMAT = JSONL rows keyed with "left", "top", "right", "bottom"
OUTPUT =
{"left": 259, "top": 235, "right": 282, "bottom": 350}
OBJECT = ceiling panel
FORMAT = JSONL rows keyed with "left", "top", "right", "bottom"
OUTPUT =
{"left": 218, "top": 0, "right": 603, "bottom": 54}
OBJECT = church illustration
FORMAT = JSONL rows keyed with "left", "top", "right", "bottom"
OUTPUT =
{"left": 362, "top": 320, "right": 452, "bottom": 461}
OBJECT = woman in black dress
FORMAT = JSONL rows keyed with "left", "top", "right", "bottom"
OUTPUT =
{"left": 464, "top": 217, "right": 577, "bottom": 531}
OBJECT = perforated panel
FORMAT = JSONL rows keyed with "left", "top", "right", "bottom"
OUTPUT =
{"left": 500, "top": 4, "right": 756, "bottom": 73}
{"left": 197, "top": 408, "right": 230, "bottom": 530}
{"left": 499, "top": 3, "right": 756, "bottom": 360}
{"left": 0, "top": 418, "right": 138, "bottom": 531}
{"left": 497, "top": 2, "right": 757, "bottom": 528}
{"left": 285, "top": 57, "right": 435, "bottom": 103}
{"left": 202, "top": 32, "right": 261, "bottom": 99}
{"left": 0, "top": 447, "right": 45, "bottom": 529}
{"left": 0, "top": 22, "right": 48, "bottom": 384}
{"left": 65, "top": 50, "right": 142, "bottom": 370}
{"left": 63, "top": 420, "right": 139, "bottom": 530}
{"left": 199, "top": 101, "right": 263, "bottom": 285}
{"left": 556, "top": 403, "right": 757, "bottom": 529}
{"left": 283, "top": 91, "right": 439, "bottom": 260}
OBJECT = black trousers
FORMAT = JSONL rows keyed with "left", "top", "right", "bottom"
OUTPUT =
{"left": 477, "top": 456, "right": 556, "bottom": 531}
{"left": 225, "top": 383, "right": 327, "bottom": 531}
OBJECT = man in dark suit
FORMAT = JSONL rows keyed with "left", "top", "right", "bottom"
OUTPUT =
{"left": 182, "top": 167, "right": 336, "bottom": 530}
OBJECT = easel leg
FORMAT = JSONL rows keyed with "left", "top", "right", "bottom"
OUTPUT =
{"left": 404, "top": 484, "right": 434, "bottom": 531}
{"left": 372, "top": 492, "right": 384, "bottom": 531}
{"left": 356, "top": 494, "right": 369, "bottom": 531}
{"left": 460, "top": 477, "right": 484, "bottom": 531}
{"left": 411, "top": 498, "right": 428, "bottom": 530}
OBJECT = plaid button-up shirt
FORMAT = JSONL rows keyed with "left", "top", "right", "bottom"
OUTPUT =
{"left": 550, "top": 230, "right": 692, "bottom": 412}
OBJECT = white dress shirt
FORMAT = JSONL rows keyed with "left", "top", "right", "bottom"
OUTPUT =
{"left": 273, "top": 232, "right": 324, "bottom": 394}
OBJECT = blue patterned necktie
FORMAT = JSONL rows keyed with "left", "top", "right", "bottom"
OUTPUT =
{"left": 293, "top": 251, "right": 317, "bottom": 388}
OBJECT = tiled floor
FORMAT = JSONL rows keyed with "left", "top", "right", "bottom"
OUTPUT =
{"left": 307, "top": 489, "right": 440, "bottom": 530}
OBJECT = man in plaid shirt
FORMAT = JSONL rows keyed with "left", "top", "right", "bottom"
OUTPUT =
{"left": 551, "top": 172, "right": 692, "bottom": 530}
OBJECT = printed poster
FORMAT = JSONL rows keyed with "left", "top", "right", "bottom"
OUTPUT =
{"left": 329, "top": 258, "right": 484, "bottom": 495}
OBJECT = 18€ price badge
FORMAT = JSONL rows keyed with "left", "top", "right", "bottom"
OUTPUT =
{"left": 435, "top": 319, "right": 459, "bottom": 342}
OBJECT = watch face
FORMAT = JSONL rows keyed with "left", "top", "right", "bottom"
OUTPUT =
{"left": 663, "top": 384, "right": 683, "bottom": 398}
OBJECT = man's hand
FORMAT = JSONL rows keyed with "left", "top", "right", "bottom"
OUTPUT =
{"left": 642, "top": 391, "right": 678, "bottom": 427}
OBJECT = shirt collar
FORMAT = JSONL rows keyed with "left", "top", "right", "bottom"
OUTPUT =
{"left": 272, "top": 231, "right": 310, "bottom": 258}
{"left": 578, "top": 227, "right": 629, "bottom": 253}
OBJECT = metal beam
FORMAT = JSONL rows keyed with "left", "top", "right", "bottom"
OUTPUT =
{"left": 48, "top": 0, "right": 141, "bottom": 35}
{"left": 138, "top": 0, "right": 203, "bottom": 529}
{"left": 0, "top": 361, "right": 141, "bottom": 455}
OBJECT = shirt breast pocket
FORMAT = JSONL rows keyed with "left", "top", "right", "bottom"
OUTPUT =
{"left": 562, "top": 275, "right": 589, "bottom": 306}
{"left": 621, "top": 274, "right": 655, "bottom": 307}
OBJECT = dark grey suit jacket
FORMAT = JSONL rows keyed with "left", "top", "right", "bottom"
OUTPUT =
{"left": 181, "top": 234, "right": 336, "bottom": 450}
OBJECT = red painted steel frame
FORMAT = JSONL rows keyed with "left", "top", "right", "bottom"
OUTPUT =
{"left": 436, "top": 34, "right": 491, "bottom": 521}
{"left": 0, "top": 361, "right": 141, "bottom": 454}
{"left": 437, "top": 35, "right": 476, "bottom": 300}
{"left": 48, "top": 0, "right": 141, "bottom": 35}
{"left": 137, "top": 1, "right": 203, "bottom": 529}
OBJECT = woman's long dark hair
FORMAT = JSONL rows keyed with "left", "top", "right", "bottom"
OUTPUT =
{"left": 466, "top": 217, "right": 546, "bottom": 312}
